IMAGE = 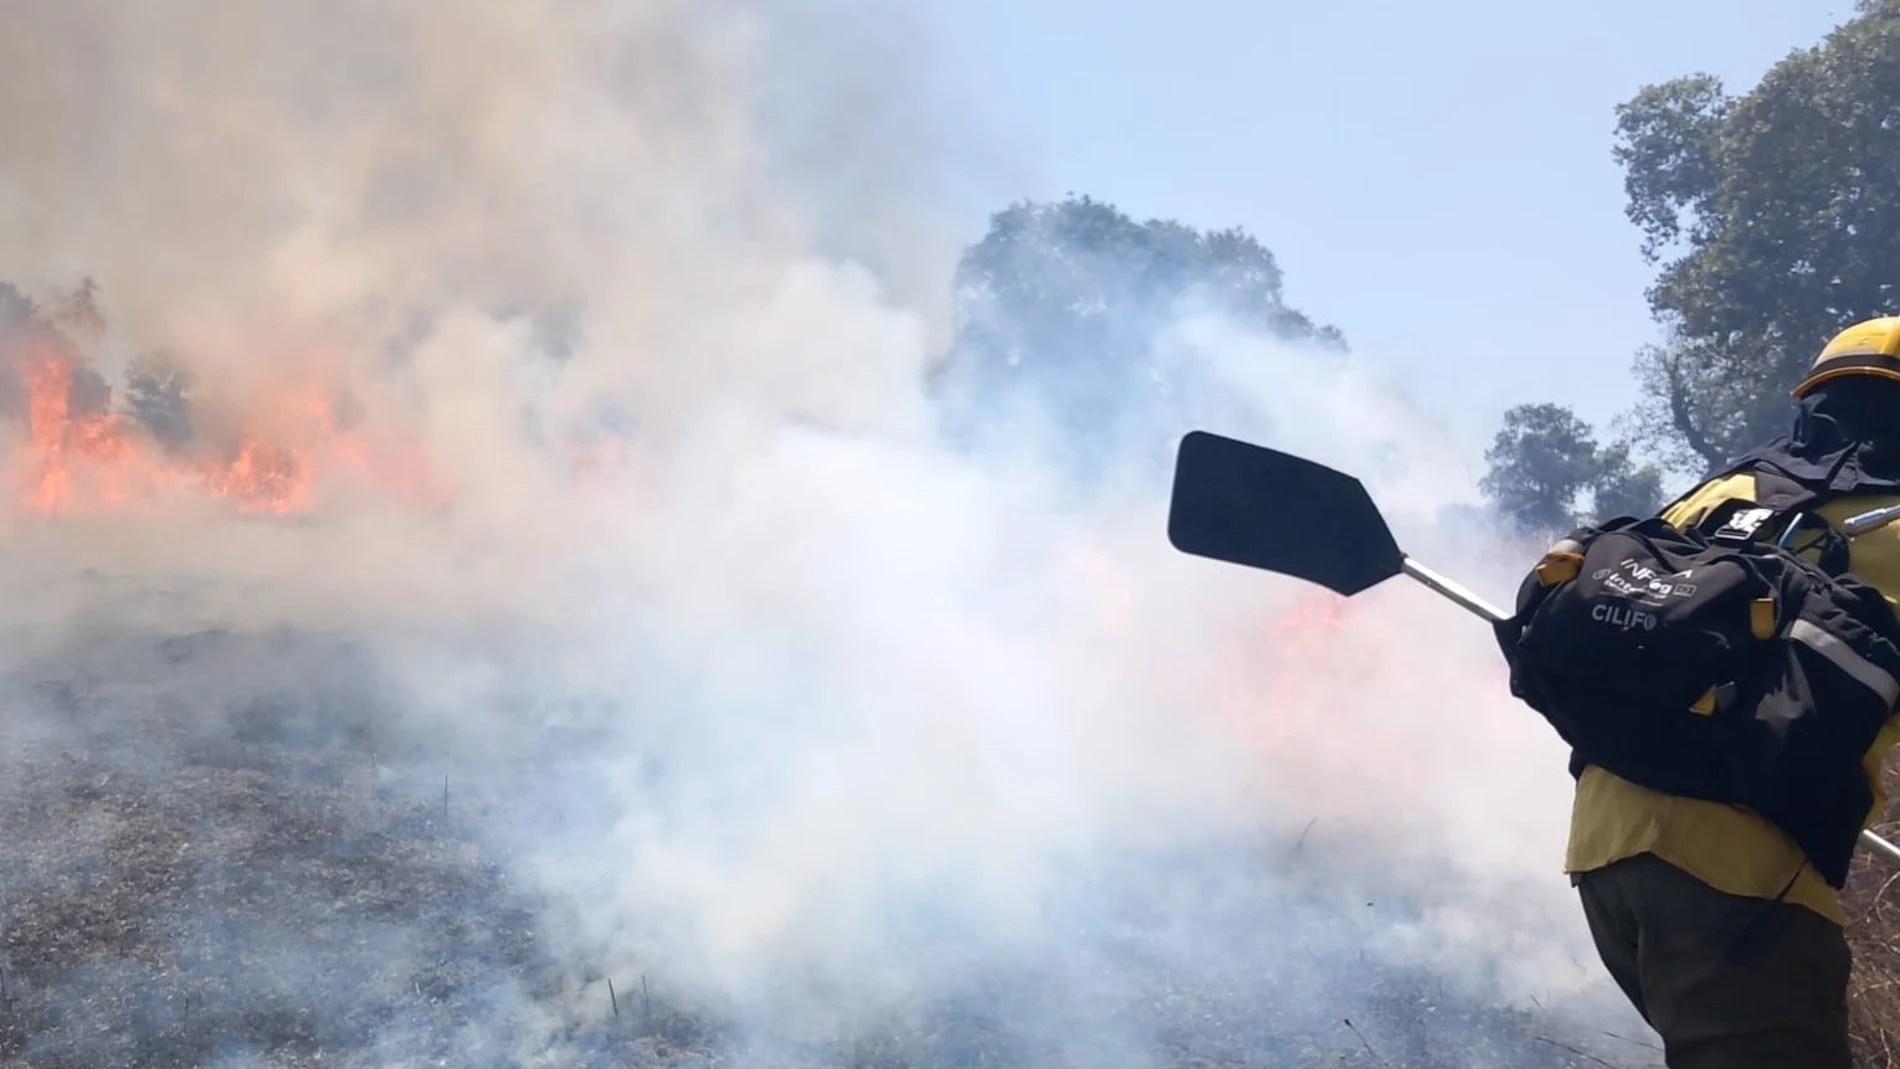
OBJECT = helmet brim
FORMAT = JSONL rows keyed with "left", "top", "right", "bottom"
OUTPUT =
{"left": 1792, "top": 354, "right": 1900, "bottom": 399}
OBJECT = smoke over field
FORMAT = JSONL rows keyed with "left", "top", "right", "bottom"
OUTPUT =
{"left": 0, "top": 2, "right": 1656, "bottom": 1066}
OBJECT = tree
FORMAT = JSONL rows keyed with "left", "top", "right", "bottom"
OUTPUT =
{"left": 1480, "top": 403, "right": 1663, "bottom": 533}
{"left": 1613, "top": 0, "right": 1900, "bottom": 468}
{"left": 124, "top": 354, "right": 194, "bottom": 447}
{"left": 1589, "top": 439, "right": 1667, "bottom": 520}
{"left": 931, "top": 195, "right": 1342, "bottom": 476}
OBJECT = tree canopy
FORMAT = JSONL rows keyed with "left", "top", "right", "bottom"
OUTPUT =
{"left": 932, "top": 195, "right": 1341, "bottom": 476}
{"left": 1484, "top": 1, "right": 1900, "bottom": 528}
{"left": 1480, "top": 404, "right": 1664, "bottom": 534}
{"left": 1615, "top": 0, "right": 1900, "bottom": 469}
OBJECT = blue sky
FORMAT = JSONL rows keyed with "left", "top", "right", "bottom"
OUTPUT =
{"left": 907, "top": 1, "right": 1853, "bottom": 462}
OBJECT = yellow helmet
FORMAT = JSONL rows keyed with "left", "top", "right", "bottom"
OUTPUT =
{"left": 1793, "top": 316, "right": 1900, "bottom": 398}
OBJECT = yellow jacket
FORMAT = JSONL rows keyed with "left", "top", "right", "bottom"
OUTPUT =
{"left": 1565, "top": 473, "right": 1900, "bottom": 925}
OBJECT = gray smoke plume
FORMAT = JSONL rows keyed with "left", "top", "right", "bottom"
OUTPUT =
{"left": 0, "top": 2, "right": 1656, "bottom": 1066}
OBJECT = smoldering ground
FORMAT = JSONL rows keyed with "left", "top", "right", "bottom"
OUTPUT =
{"left": 0, "top": 2, "right": 1658, "bottom": 1066}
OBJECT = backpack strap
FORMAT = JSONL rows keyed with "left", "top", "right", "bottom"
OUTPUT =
{"left": 1746, "top": 461, "right": 1831, "bottom": 514}
{"left": 1686, "top": 460, "right": 1853, "bottom": 575}
{"left": 1656, "top": 456, "right": 1830, "bottom": 516}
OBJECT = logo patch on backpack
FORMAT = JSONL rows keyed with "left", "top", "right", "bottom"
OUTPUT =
{"left": 1597, "top": 557, "right": 1697, "bottom": 606}
{"left": 1715, "top": 506, "right": 1778, "bottom": 542}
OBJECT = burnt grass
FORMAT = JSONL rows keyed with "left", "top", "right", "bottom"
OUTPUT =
{"left": 1846, "top": 766, "right": 1900, "bottom": 1068}
{"left": 0, "top": 625, "right": 1669, "bottom": 1068}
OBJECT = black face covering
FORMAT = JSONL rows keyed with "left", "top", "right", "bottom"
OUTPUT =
{"left": 1730, "top": 377, "right": 1900, "bottom": 498}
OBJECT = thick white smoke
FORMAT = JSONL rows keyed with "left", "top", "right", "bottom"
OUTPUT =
{"left": 0, "top": 1, "right": 1651, "bottom": 1064}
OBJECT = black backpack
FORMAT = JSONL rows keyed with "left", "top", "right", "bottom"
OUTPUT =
{"left": 1492, "top": 464, "right": 1900, "bottom": 888}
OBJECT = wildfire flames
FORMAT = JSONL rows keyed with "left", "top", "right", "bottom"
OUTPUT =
{"left": 1, "top": 289, "right": 455, "bottom": 519}
{"left": 1251, "top": 590, "right": 1356, "bottom": 754}
{"left": 1208, "top": 586, "right": 1420, "bottom": 818}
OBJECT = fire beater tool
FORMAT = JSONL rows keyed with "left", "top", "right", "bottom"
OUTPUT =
{"left": 1164, "top": 428, "right": 1900, "bottom": 869}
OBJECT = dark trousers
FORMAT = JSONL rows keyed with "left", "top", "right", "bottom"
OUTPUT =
{"left": 1575, "top": 853, "right": 1851, "bottom": 1069}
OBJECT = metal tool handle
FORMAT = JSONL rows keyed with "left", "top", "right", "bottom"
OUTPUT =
{"left": 1844, "top": 502, "right": 1900, "bottom": 536}
{"left": 1401, "top": 556, "right": 1509, "bottom": 623}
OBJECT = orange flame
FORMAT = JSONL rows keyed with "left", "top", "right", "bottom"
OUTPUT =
{"left": 3, "top": 309, "right": 453, "bottom": 519}
{"left": 201, "top": 438, "right": 314, "bottom": 516}
{"left": 1206, "top": 588, "right": 1371, "bottom": 776}
{"left": 17, "top": 334, "right": 148, "bottom": 513}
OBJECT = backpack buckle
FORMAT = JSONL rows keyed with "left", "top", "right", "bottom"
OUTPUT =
{"left": 1689, "top": 682, "right": 1739, "bottom": 716}
{"left": 1534, "top": 540, "right": 1585, "bottom": 587}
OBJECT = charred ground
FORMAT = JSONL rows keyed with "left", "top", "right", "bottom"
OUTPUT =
{"left": 0, "top": 623, "right": 1662, "bottom": 1068}
{"left": 1845, "top": 770, "right": 1900, "bottom": 1066}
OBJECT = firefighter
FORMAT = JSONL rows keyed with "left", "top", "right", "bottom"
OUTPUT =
{"left": 1567, "top": 316, "right": 1900, "bottom": 1068}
